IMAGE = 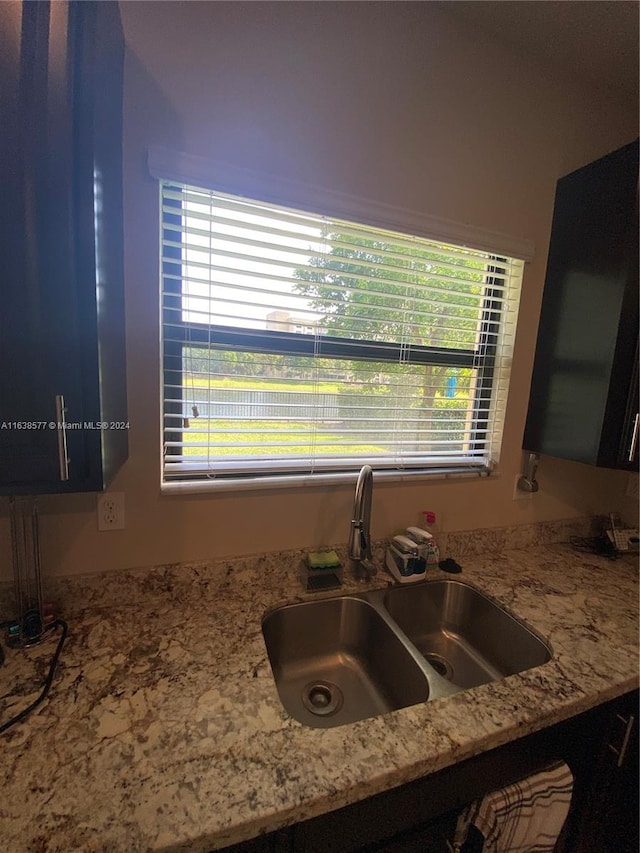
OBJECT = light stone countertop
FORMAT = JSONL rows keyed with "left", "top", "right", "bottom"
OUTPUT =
{"left": 0, "top": 525, "right": 638, "bottom": 852}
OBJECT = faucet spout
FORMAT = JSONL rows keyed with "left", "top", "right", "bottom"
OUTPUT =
{"left": 348, "top": 465, "right": 376, "bottom": 576}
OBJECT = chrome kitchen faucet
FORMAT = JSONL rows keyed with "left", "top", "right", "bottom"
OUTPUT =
{"left": 348, "top": 465, "right": 377, "bottom": 579}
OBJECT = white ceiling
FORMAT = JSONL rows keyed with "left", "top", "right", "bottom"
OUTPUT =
{"left": 435, "top": 0, "right": 639, "bottom": 102}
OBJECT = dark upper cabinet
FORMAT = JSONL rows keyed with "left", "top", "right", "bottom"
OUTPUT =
{"left": 524, "top": 139, "right": 639, "bottom": 469}
{"left": 0, "top": 0, "right": 127, "bottom": 494}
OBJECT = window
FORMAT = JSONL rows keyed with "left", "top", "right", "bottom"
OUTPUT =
{"left": 160, "top": 181, "right": 524, "bottom": 489}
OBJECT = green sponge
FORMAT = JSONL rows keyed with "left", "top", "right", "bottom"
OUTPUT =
{"left": 307, "top": 550, "right": 341, "bottom": 570}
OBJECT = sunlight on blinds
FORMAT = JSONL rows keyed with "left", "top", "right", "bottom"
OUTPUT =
{"left": 160, "top": 182, "right": 524, "bottom": 487}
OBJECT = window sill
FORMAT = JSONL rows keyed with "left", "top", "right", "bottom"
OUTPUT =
{"left": 160, "top": 466, "right": 491, "bottom": 495}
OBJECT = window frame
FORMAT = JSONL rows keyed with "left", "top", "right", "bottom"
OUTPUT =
{"left": 153, "top": 155, "right": 532, "bottom": 492}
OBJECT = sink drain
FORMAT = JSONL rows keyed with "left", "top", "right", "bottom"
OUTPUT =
{"left": 425, "top": 653, "right": 453, "bottom": 680}
{"left": 301, "top": 681, "right": 344, "bottom": 717}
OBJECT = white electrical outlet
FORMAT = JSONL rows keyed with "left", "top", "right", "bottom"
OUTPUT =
{"left": 97, "top": 492, "right": 125, "bottom": 530}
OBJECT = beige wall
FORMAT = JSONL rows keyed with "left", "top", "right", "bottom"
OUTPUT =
{"left": 2, "top": 2, "right": 638, "bottom": 577}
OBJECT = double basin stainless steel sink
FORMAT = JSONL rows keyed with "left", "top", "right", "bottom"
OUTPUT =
{"left": 262, "top": 578, "right": 551, "bottom": 728}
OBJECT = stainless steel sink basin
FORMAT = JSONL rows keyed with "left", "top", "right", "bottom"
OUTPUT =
{"left": 384, "top": 579, "right": 552, "bottom": 690}
{"left": 262, "top": 579, "right": 551, "bottom": 728}
{"left": 262, "top": 596, "right": 434, "bottom": 728}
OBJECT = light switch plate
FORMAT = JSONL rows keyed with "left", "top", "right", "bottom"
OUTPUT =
{"left": 625, "top": 474, "right": 639, "bottom": 499}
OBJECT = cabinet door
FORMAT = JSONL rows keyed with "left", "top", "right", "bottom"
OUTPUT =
{"left": 0, "top": 0, "right": 79, "bottom": 488}
{"left": 572, "top": 691, "right": 639, "bottom": 853}
{"left": 524, "top": 140, "right": 639, "bottom": 469}
{"left": 0, "top": 0, "right": 126, "bottom": 494}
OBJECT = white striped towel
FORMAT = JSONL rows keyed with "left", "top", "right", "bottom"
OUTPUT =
{"left": 452, "top": 761, "right": 574, "bottom": 853}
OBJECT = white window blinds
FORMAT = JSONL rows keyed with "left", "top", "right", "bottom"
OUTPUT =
{"left": 160, "top": 181, "right": 524, "bottom": 488}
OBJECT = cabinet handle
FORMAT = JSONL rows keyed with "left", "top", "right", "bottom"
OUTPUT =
{"left": 608, "top": 713, "right": 635, "bottom": 767}
{"left": 54, "top": 395, "right": 69, "bottom": 482}
{"left": 628, "top": 413, "right": 639, "bottom": 462}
